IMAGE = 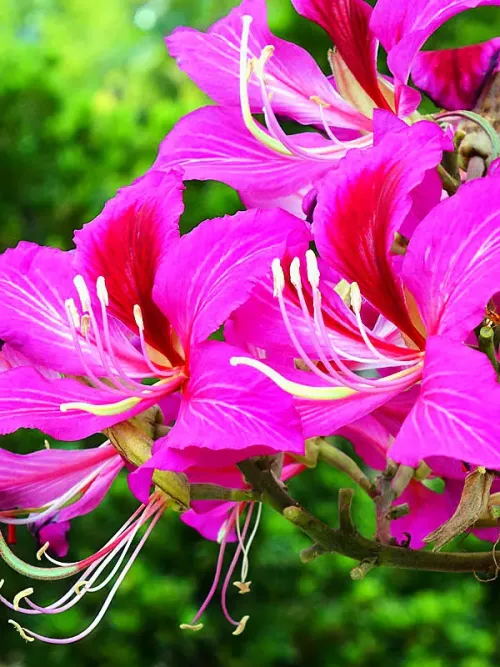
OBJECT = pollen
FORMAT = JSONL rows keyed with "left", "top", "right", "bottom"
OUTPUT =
{"left": 74, "top": 581, "right": 89, "bottom": 595}
{"left": 350, "top": 281, "right": 362, "bottom": 313}
{"left": 233, "top": 581, "right": 252, "bottom": 595}
{"left": 13, "top": 587, "right": 34, "bottom": 611}
{"left": 289, "top": 257, "right": 301, "bottom": 289}
{"left": 133, "top": 304, "right": 144, "bottom": 331}
{"left": 232, "top": 615, "right": 250, "bottom": 636}
{"left": 8, "top": 620, "right": 34, "bottom": 643}
{"left": 180, "top": 623, "right": 204, "bottom": 632}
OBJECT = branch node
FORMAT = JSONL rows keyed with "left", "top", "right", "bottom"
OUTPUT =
{"left": 350, "top": 558, "right": 378, "bottom": 581}
{"left": 300, "top": 543, "right": 327, "bottom": 564}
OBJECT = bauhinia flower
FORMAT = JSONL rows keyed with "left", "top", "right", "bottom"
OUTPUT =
{"left": 153, "top": 0, "right": 500, "bottom": 213}
{"left": 0, "top": 169, "right": 307, "bottom": 491}
{"left": 229, "top": 122, "right": 500, "bottom": 470}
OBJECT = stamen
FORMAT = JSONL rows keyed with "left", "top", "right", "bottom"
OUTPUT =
{"left": 233, "top": 615, "right": 250, "bottom": 636}
{"left": 73, "top": 275, "right": 91, "bottom": 313}
{"left": 180, "top": 623, "right": 204, "bottom": 632}
{"left": 133, "top": 304, "right": 144, "bottom": 331}
{"left": 65, "top": 298, "right": 81, "bottom": 329}
{"left": 36, "top": 543, "right": 50, "bottom": 561}
{"left": 60, "top": 395, "right": 143, "bottom": 416}
{"left": 305, "top": 250, "right": 320, "bottom": 289}
{"left": 14, "top": 588, "right": 34, "bottom": 611}
{"left": 239, "top": 16, "right": 292, "bottom": 157}
{"left": 240, "top": 502, "right": 262, "bottom": 583}
{"left": 233, "top": 581, "right": 252, "bottom": 594}
{"left": 271, "top": 258, "right": 285, "bottom": 297}
{"left": 8, "top": 619, "right": 34, "bottom": 643}
{"left": 80, "top": 314, "right": 91, "bottom": 338}
{"left": 96, "top": 276, "right": 109, "bottom": 307}
{"left": 230, "top": 356, "right": 357, "bottom": 400}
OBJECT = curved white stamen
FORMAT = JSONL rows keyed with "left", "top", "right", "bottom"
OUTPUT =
{"left": 60, "top": 395, "right": 143, "bottom": 416}
{"left": 14, "top": 588, "right": 34, "bottom": 611}
{"left": 240, "top": 502, "right": 262, "bottom": 583}
{"left": 133, "top": 304, "right": 144, "bottom": 331}
{"left": 230, "top": 357, "right": 357, "bottom": 400}
{"left": 239, "top": 16, "right": 292, "bottom": 157}
{"left": 289, "top": 257, "right": 301, "bottom": 289}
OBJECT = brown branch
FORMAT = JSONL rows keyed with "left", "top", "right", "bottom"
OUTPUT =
{"left": 238, "top": 459, "right": 499, "bottom": 574}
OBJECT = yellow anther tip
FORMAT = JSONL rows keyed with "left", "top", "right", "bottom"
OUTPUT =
{"left": 232, "top": 615, "right": 250, "bottom": 636}
{"left": 233, "top": 581, "right": 252, "bottom": 595}
{"left": 180, "top": 623, "right": 204, "bottom": 632}
{"left": 13, "top": 588, "right": 34, "bottom": 611}
{"left": 8, "top": 620, "right": 34, "bottom": 643}
{"left": 36, "top": 542, "right": 50, "bottom": 561}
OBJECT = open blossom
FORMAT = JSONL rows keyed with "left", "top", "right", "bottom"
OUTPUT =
{"left": 0, "top": 169, "right": 308, "bottom": 494}
{"left": 230, "top": 121, "right": 500, "bottom": 471}
{"left": 153, "top": 0, "right": 499, "bottom": 214}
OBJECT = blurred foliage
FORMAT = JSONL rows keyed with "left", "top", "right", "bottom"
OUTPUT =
{"left": 1, "top": 0, "right": 500, "bottom": 665}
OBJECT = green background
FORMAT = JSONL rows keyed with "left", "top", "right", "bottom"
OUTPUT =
{"left": 1, "top": 1, "right": 500, "bottom": 665}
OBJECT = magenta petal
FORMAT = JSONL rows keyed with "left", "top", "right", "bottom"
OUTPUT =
{"left": 170, "top": 340, "right": 303, "bottom": 453}
{"left": 154, "top": 207, "right": 310, "bottom": 348}
{"left": 35, "top": 521, "right": 71, "bottom": 558}
{"left": 181, "top": 502, "right": 235, "bottom": 542}
{"left": 389, "top": 336, "right": 500, "bottom": 468}
{"left": 0, "top": 242, "right": 104, "bottom": 376}
{"left": 402, "top": 175, "right": 500, "bottom": 342}
{"left": 167, "top": 0, "right": 367, "bottom": 130}
{"left": 412, "top": 39, "right": 500, "bottom": 110}
{"left": 0, "top": 367, "right": 156, "bottom": 440}
{"left": 313, "top": 121, "right": 446, "bottom": 345}
{"left": 392, "top": 480, "right": 455, "bottom": 549}
{"left": 0, "top": 444, "right": 119, "bottom": 511}
{"left": 292, "top": 0, "right": 390, "bottom": 110}
{"left": 371, "top": 0, "right": 500, "bottom": 85}
{"left": 153, "top": 106, "right": 334, "bottom": 197}
{"left": 74, "top": 171, "right": 184, "bottom": 358}
{"left": 297, "top": 385, "right": 401, "bottom": 439}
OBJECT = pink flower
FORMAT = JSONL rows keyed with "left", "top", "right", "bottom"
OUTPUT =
{"left": 230, "top": 123, "right": 500, "bottom": 471}
{"left": 153, "top": 0, "right": 499, "bottom": 212}
{"left": 0, "top": 170, "right": 308, "bottom": 497}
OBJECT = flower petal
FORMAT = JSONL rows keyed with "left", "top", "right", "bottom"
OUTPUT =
{"left": 389, "top": 336, "right": 500, "bottom": 468}
{"left": 313, "top": 121, "right": 446, "bottom": 345}
{"left": 412, "top": 39, "right": 500, "bottom": 110}
{"left": 153, "top": 207, "right": 310, "bottom": 349}
{"left": 0, "top": 367, "right": 156, "bottom": 440}
{"left": 0, "top": 242, "right": 105, "bottom": 375}
{"left": 402, "top": 174, "right": 500, "bottom": 342}
{"left": 153, "top": 106, "right": 336, "bottom": 197}
{"left": 74, "top": 171, "right": 185, "bottom": 359}
{"left": 168, "top": 340, "right": 304, "bottom": 457}
{"left": 167, "top": 0, "right": 368, "bottom": 130}
{"left": 292, "top": 0, "right": 390, "bottom": 110}
{"left": 0, "top": 444, "right": 119, "bottom": 511}
{"left": 371, "top": 0, "right": 500, "bottom": 85}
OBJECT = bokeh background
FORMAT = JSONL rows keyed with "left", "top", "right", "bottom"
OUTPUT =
{"left": 1, "top": 1, "right": 500, "bottom": 665}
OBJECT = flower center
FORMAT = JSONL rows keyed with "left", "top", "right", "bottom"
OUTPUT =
{"left": 231, "top": 252, "right": 422, "bottom": 400}
{"left": 60, "top": 274, "right": 185, "bottom": 417}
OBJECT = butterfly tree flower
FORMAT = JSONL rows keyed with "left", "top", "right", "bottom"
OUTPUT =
{"left": 230, "top": 120, "right": 500, "bottom": 472}
{"left": 0, "top": 170, "right": 307, "bottom": 491}
{"left": 153, "top": 0, "right": 499, "bottom": 214}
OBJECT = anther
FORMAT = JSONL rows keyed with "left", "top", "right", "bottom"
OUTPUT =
{"left": 232, "top": 615, "right": 250, "bottom": 636}
{"left": 271, "top": 258, "right": 285, "bottom": 297}
{"left": 74, "top": 581, "right": 89, "bottom": 595}
{"left": 8, "top": 620, "right": 34, "bottom": 643}
{"left": 133, "top": 304, "right": 144, "bottom": 331}
{"left": 310, "top": 95, "right": 330, "bottom": 108}
{"left": 253, "top": 45, "right": 274, "bottom": 80}
{"left": 80, "top": 314, "right": 91, "bottom": 337}
{"left": 305, "top": 250, "right": 320, "bottom": 289}
{"left": 180, "top": 623, "right": 204, "bottom": 632}
{"left": 350, "top": 282, "right": 362, "bottom": 313}
{"left": 233, "top": 581, "right": 252, "bottom": 595}
{"left": 65, "top": 298, "right": 81, "bottom": 329}
{"left": 289, "top": 257, "right": 301, "bottom": 289}
{"left": 73, "top": 275, "right": 91, "bottom": 313}
{"left": 43, "top": 439, "right": 51, "bottom": 450}
{"left": 96, "top": 276, "right": 109, "bottom": 307}
{"left": 13, "top": 588, "right": 34, "bottom": 611}
{"left": 36, "top": 542, "right": 50, "bottom": 561}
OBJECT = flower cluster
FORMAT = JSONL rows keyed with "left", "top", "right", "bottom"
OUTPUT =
{"left": 1, "top": 0, "right": 500, "bottom": 645}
